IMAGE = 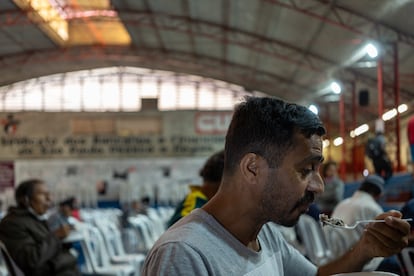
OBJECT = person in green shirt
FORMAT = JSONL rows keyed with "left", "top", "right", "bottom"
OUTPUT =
{"left": 167, "top": 149, "right": 224, "bottom": 227}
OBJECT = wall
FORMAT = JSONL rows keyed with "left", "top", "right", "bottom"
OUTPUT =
{"left": 0, "top": 110, "right": 231, "bottom": 205}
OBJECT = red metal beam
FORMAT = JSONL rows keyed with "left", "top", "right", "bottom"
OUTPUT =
{"left": 394, "top": 43, "right": 401, "bottom": 171}
{"left": 339, "top": 94, "right": 346, "bottom": 180}
{"left": 351, "top": 81, "right": 357, "bottom": 180}
{"left": 377, "top": 58, "right": 384, "bottom": 117}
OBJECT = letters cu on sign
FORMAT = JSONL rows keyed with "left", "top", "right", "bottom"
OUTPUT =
{"left": 194, "top": 112, "right": 233, "bottom": 135}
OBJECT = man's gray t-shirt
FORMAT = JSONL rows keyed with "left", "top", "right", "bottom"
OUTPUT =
{"left": 142, "top": 209, "right": 317, "bottom": 276}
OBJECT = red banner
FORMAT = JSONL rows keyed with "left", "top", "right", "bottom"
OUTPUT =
{"left": 0, "top": 161, "right": 15, "bottom": 191}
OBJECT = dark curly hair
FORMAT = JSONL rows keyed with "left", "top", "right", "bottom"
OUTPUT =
{"left": 199, "top": 150, "right": 225, "bottom": 183}
{"left": 224, "top": 96, "right": 326, "bottom": 172}
{"left": 15, "top": 179, "right": 44, "bottom": 207}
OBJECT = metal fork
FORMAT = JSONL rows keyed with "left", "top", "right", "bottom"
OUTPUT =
{"left": 323, "top": 218, "right": 412, "bottom": 229}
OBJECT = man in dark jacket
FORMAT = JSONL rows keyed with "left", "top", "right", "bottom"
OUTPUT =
{"left": 365, "top": 132, "right": 393, "bottom": 180}
{"left": 0, "top": 179, "right": 79, "bottom": 276}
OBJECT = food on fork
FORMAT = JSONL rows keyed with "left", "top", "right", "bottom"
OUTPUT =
{"left": 319, "top": 214, "right": 345, "bottom": 227}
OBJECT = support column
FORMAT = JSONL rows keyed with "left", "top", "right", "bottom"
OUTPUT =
{"left": 339, "top": 93, "right": 346, "bottom": 180}
{"left": 324, "top": 103, "right": 332, "bottom": 160}
{"left": 351, "top": 81, "right": 357, "bottom": 180}
{"left": 394, "top": 43, "right": 401, "bottom": 171}
{"left": 377, "top": 57, "right": 384, "bottom": 116}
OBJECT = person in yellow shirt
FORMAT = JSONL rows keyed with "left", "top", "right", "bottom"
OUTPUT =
{"left": 167, "top": 150, "right": 224, "bottom": 227}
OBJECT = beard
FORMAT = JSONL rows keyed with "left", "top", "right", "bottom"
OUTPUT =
{"left": 278, "top": 191, "right": 315, "bottom": 227}
{"left": 261, "top": 173, "right": 316, "bottom": 227}
{"left": 290, "top": 191, "right": 315, "bottom": 213}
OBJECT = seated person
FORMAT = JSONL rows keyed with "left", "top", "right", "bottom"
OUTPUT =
{"left": 0, "top": 179, "right": 80, "bottom": 276}
{"left": 167, "top": 149, "right": 224, "bottom": 227}
{"left": 120, "top": 197, "right": 150, "bottom": 228}
{"left": 48, "top": 196, "right": 78, "bottom": 237}
{"left": 328, "top": 174, "right": 385, "bottom": 271}
{"left": 315, "top": 161, "right": 344, "bottom": 215}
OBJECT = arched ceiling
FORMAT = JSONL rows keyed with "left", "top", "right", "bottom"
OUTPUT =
{"left": 1, "top": 0, "right": 414, "bottom": 138}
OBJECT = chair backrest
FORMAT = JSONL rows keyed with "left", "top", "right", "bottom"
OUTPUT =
{"left": 95, "top": 220, "right": 122, "bottom": 259}
{"left": 0, "top": 248, "right": 7, "bottom": 276}
{"left": 296, "top": 214, "right": 332, "bottom": 266}
{"left": 322, "top": 226, "right": 350, "bottom": 259}
{"left": 106, "top": 222, "right": 127, "bottom": 256}
{"left": 401, "top": 247, "right": 414, "bottom": 276}
{"left": 0, "top": 240, "right": 25, "bottom": 276}
{"left": 81, "top": 225, "right": 113, "bottom": 272}
{"left": 128, "top": 215, "right": 155, "bottom": 252}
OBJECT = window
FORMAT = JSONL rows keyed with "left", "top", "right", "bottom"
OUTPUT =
{"left": 0, "top": 66, "right": 257, "bottom": 112}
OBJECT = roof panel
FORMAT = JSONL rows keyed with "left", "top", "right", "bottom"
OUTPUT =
{"left": 147, "top": 0, "right": 184, "bottom": 15}
{"left": 0, "top": 0, "right": 414, "bottom": 138}
{"left": 195, "top": 37, "right": 222, "bottom": 60}
{"left": 268, "top": 8, "right": 322, "bottom": 47}
{"left": 226, "top": 44, "right": 252, "bottom": 68}
{"left": 0, "top": 25, "right": 56, "bottom": 52}
{"left": 160, "top": 30, "right": 192, "bottom": 52}
{"left": 128, "top": 26, "right": 161, "bottom": 48}
{"left": 229, "top": 0, "right": 260, "bottom": 33}
{"left": 111, "top": 0, "right": 147, "bottom": 10}
{"left": 189, "top": 0, "right": 222, "bottom": 23}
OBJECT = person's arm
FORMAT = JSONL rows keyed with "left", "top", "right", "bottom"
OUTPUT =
{"left": 53, "top": 224, "right": 72, "bottom": 239}
{"left": 1, "top": 220, "right": 62, "bottom": 270}
{"left": 317, "top": 210, "right": 410, "bottom": 276}
{"left": 48, "top": 213, "right": 72, "bottom": 239}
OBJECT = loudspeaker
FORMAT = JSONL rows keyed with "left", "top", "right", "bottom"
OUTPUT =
{"left": 359, "top": 89, "right": 369, "bottom": 106}
{"left": 141, "top": 98, "right": 158, "bottom": 111}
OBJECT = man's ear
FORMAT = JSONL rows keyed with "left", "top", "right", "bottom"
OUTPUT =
{"left": 240, "top": 153, "right": 259, "bottom": 182}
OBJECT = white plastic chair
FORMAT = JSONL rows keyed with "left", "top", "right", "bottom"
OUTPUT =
{"left": 322, "top": 226, "right": 350, "bottom": 259}
{"left": 95, "top": 221, "right": 146, "bottom": 276}
{"left": 127, "top": 215, "right": 156, "bottom": 252}
{"left": 79, "top": 225, "right": 135, "bottom": 276}
{"left": 0, "top": 240, "right": 24, "bottom": 276}
{"left": 296, "top": 214, "right": 333, "bottom": 266}
{"left": 146, "top": 208, "right": 166, "bottom": 239}
{"left": 401, "top": 247, "right": 414, "bottom": 276}
{"left": 0, "top": 255, "right": 7, "bottom": 276}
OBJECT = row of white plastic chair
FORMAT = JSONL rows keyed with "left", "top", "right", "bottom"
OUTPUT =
{"left": 125, "top": 207, "right": 174, "bottom": 253}
{"left": 75, "top": 208, "right": 146, "bottom": 276}
{"left": 79, "top": 223, "right": 144, "bottom": 276}
{"left": 77, "top": 206, "right": 174, "bottom": 275}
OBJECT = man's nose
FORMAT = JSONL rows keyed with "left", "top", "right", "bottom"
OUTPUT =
{"left": 309, "top": 173, "right": 324, "bottom": 195}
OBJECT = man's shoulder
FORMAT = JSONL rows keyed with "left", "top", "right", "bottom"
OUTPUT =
{"left": 160, "top": 209, "right": 226, "bottom": 248}
{"left": 1, "top": 208, "right": 30, "bottom": 222}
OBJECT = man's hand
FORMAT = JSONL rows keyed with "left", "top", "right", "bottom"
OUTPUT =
{"left": 318, "top": 210, "right": 410, "bottom": 275}
{"left": 54, "top": 224, "right": 72, "bottom": 239}
{"left": 358, "top": 210, "right": 410, "bottom": 258}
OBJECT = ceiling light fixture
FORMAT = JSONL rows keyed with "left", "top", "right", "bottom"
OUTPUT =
{"left": 308, "top": 104, "right": 319, "bottom": 115}
{"left": 382, "top": 104, "right": 408, "bottom": 121}
{"left": 364, "top": 43, "right": 378, "bottom": 58}
{"left": 330, "top": 82, "right": 341, "bottom": 94}
{"left": 350, "top": 124, "right": 369, "bottom": 138}
{"left": 333, "top": 137, "right": 343, "bottom": 146}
